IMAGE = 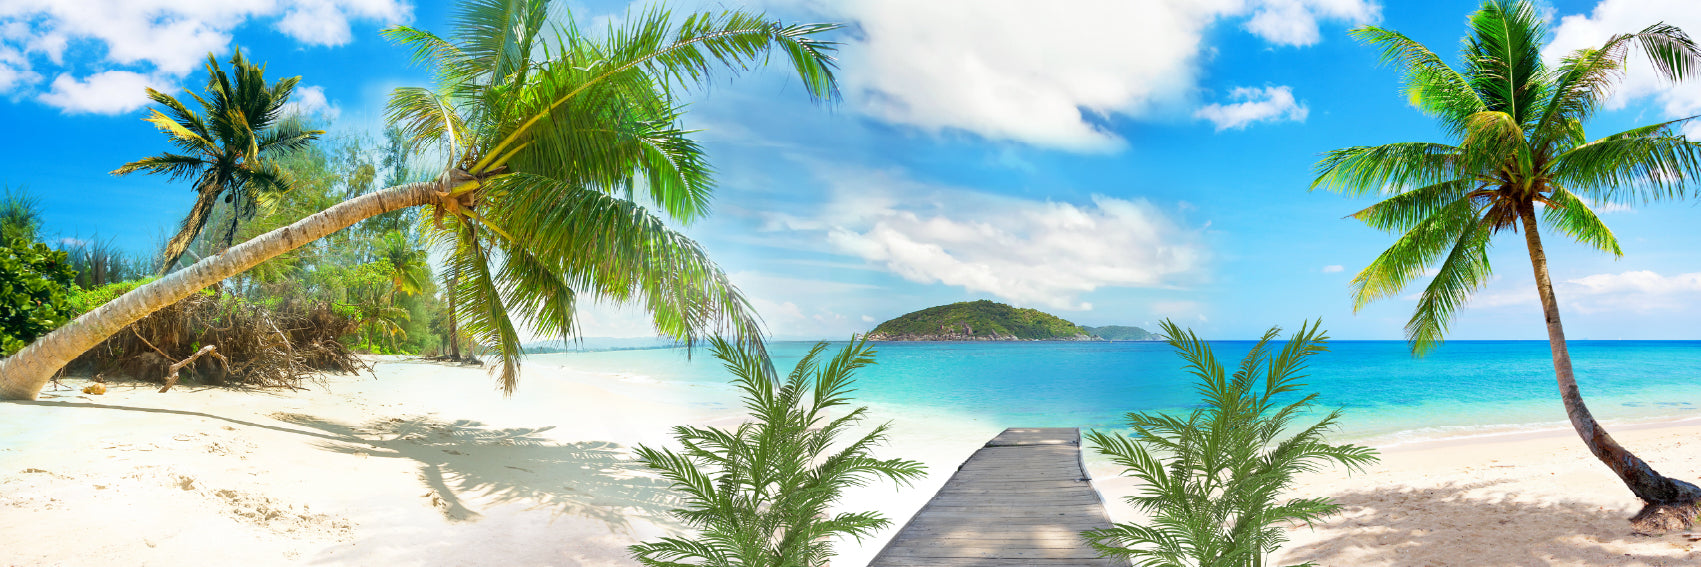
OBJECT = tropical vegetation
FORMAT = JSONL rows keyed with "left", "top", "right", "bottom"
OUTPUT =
{"left": 1314, "top": 0, "right": 1701, "bottom": 531}
{"left": 630, "top": 336, "right": 925, "bottom": 567}
{"left": 1084, "top": 320, "right": 1378, "bottom": 567}
{"left": 1082, "top": 325, "right": 1157, "bottom": 341}
{"left": 113, "top": 48, "right": 323, "bottom": 272}
{"left": 0, "top": 191, "right": 76, "bottom": 355}
{"left": 0, "top": 0, "right": 844, "bottom": 400}
{"left": 868, "top": 299, "right": 1091, "bottom": 340}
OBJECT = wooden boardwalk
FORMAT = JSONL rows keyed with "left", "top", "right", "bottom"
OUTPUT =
{"left": 868, "top": 427, "right": 1123, "bottom": 567}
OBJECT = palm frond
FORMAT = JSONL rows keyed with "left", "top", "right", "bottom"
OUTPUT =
{"left": 1087, "top": 321, "right": 1376, "bottom": 566}
{"left": 631, "top": 337, "right": 922, "bottom": 567}
{"left": 1312, "top": 142, "right": 1465, "bottom": 196}
{"left": 1349, "top": 197, "right": 1482, "bottom": 309}
{"left": 1349, "top": 25, "right": 1486, "bottom": 136}
{"left": 1404, "top": 217, "right": 1494, "bottom": 354}
{"left": 1541, "top": 186, "right": 1622, "bottom": 256}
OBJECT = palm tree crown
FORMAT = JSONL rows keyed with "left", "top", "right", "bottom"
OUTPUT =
{"left": 383, "top": 0, "right": 841, "bottom": 392}
{"left": 1314, "top": 0, "right": 1701, "bottom": 351}
{"left": 114, "top": 47, "right": 323, "bottom": 271}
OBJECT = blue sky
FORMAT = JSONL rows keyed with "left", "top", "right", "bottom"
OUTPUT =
{"left": 4, "top": 0, "right": 1701, "bottom": 342}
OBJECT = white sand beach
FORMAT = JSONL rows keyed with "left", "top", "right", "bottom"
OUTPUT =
{"left": 2, "top": 359, "right": 1698, "bottom": 566}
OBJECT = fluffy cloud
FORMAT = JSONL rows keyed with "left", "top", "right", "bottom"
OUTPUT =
{"left": 1245, "top": 0, "right": 1381, "bottom": 46}
{"left": 37, "top": 70, "right": 169, "bottom": 114}
{"left": 1546, "top": 1, "right": 1701, "bottom": 137}
{"left": 1322, "top": 264, "right": 1344, "bottom": 273}
{"left": 1435, "top": 270, "right": 1701, "bottom": 313}
{"left": 1194, "top": 86, "right": 1309, "bottom": 131}
{"left": 768, "top": 0, "right": 1376, "bottom": 152}
{"left": 276, "top": 0, "right": 408, "bottom": 46}
{"left": 280, "top": 84, "right": 340, "bottom": 120}
{"left": 778, "top": 167, "right": 1206, "bottom": 311}
{"left": 0, "top": 0, "right": 410, "bottom": 113}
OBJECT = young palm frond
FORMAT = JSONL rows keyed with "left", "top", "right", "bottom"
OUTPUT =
{"left": 1084, "top": 320, "right": 1378, "bottom": 567}
{"left": 631, "top": 336, "right": 925, "bottom": 567}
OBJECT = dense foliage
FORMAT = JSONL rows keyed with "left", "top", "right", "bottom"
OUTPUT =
{"left": 868, "top": 299, "right": 1089, "bottom": 340}
{"left": 0, "top": 237, "right": 76, "bottom": 356}
{"left": 1082, "top": 325, "right": 1156, "bottom": 341}
{"left": 631, "top": 337, "right": 925, "bottom": 567}
{"left": 1084, "top": 320, "right": 1378, "bottom": 567}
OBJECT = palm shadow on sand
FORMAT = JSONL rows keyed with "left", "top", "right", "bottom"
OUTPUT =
{"left": 269, "top": 413, "right": 679, "bottom": 532}
{"left": 1279, "top": 481, "right": 1692, "bottom": 566}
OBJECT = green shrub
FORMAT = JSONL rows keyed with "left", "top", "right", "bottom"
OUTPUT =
{"left": 68, "top": 278, "right": 158, "bottom": 314}
{"left": 630, "top": 337, "right": 926, "bottom": 567}
{"left": 0, "top": 237, "right": 77, "bottom": 355}
{"left": 1084, "top": 320, "right": 1379, "bottom": 567}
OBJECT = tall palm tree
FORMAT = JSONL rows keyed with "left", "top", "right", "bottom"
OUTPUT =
{"left": 113, "top": 47, "right": 323, "bottom": 272}
{"left": 0, "top": 0, "right": 842, "bottom": 400}
{"left": 1315, "top": 0, "right": 1701, "bottom": 532}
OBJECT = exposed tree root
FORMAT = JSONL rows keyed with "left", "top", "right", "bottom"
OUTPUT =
{"left": 1629, "top": 479, "right": 1701, "bottom": 536}
{"left": 67, "top": 292, "right": 367, "bottom": 389}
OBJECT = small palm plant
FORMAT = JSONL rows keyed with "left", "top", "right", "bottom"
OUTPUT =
{"left": 631, "top": 337, "right": 925, "bottom": 567}
{"left": 1084, "top": 320, "right": 1379, "bottom": 567}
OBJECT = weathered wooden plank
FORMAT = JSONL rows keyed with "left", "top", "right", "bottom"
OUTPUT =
{"left": 873, "top": 559, "right": 1122, "bottom": 567}
{"left": 868, "top": 427, "right": 1125, "bottom": 567}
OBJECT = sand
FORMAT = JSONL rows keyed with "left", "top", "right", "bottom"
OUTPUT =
{"left": 2, "top": 358, "right": 1697, "bottom": 566}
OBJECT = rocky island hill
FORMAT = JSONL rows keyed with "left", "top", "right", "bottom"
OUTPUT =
{"left": 866, "top": 300, "right": 1154, "bottom": 341}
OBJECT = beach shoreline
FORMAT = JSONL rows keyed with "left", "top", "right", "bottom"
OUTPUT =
{"left": 3, "top": 358, "right": 1697, "bottom": 566}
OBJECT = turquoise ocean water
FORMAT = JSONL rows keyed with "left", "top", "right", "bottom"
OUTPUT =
{"left": 533, "top": 340, "right": 1701, "bottom": 445}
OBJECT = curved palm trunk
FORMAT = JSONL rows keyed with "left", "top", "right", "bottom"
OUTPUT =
{"left": 1518, "top": 203, "right": 1701, "bottom": 533}
{"left": 0, "top": 180, "right": 443, "bottom": 401}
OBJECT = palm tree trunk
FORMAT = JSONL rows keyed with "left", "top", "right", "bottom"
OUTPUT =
{"left": 1517, "top": 202, "right": 1701, "bottom": 533}
{"left": 446, "top": 270, "right": 461, "bottom": 360}
{"left": 0, "top": 180, "right": 444, "bottom": 401}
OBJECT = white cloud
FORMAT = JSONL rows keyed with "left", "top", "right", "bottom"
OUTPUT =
{"left": 1547, "top": 1, "right": 1701, "bottom": 137}
{"left": 1245, "top": 0, "right": 1381, "bottom": 46}
{"left": 1322, "top": 264, "right": 1344, "bottom": 273}
{"left": 860, "top": 315, "right": 875, "bottom": 323}
{"left": 779, "top": 167, "right": 1207, "bottom": 311}
{"left": 767, "top": 0, "right": 1376, "bottom": 152}
{"left": 1195, "top": 85, "right": 1309, "bottom": 131}
{"left": 1419, "top": 270, "right": 1701, "bottom": 314}
{"left": 277, "top": 0, "right": 411, "bottom": 46}
{"left": 1568, "top": 270, "right": 1701, "bottom": 295}
{"left": 37, "top": 70, "right": 170, "bottom": 114}
{"left": 280, "top": 84, "right": 340, "bottom": 120}
{"left": 0, "top": 0, "right": 411, "bottom": 113}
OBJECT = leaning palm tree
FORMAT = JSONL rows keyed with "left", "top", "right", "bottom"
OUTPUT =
{"left": 113, "top": 47, "right": 322, "bottom": 272}
{"left": 0, "top": 0, "right": 842, "bottom": 400}
{"left": 1315, "top": 0, "right": 1701, "bottom": 532}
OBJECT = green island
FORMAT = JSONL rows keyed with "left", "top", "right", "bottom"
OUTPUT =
{"left": 866, "top": 300, "right": 1153, "bottom": 341}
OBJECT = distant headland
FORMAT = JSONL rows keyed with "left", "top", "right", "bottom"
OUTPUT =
{"left": 865, "top": 300, "right": 1156, "bottom": 342}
